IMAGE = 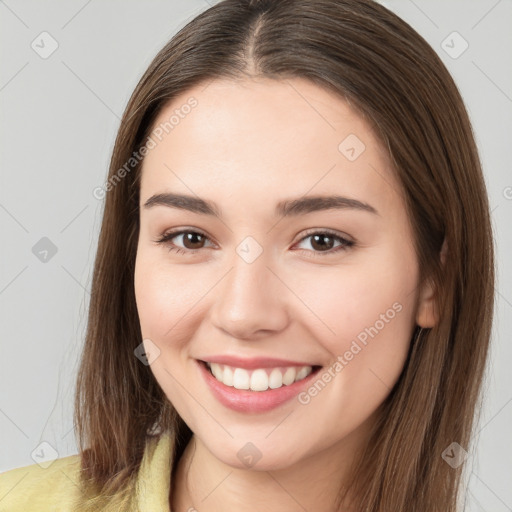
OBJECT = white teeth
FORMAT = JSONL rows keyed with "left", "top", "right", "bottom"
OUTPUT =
{"left": 223, "top": 366, "right": 234, "bottom": 386}
{"left": 250, "top": 369, "right": 268, "bottom": 391}
{"left": 211, "top": 363, "right": 223, "bottom": 380}
{"left": 282, "top": 367, "right": 296, "bottom": 385}
{"left": 295, "top": 367, "right": 311, "bottom": 381}
{"left": 206, "top": 362, "right": 314, "bottom": 391}
{"left": 233, "top": 368, "right": 250, "bottom": 390}
{"left": 268, "top": 368, "right": 283, "bottom": 389}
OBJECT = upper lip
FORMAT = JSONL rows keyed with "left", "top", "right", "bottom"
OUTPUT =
{"left": 199, "top": 355, "right": 319, "bottom": 370}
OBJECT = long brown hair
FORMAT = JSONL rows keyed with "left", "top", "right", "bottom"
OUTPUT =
{"left": 74, "top": 0, "right": 495, "bottom": 510}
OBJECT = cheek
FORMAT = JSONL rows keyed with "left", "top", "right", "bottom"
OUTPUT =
{"left": 134, "top": 249, "right": 209, "bottom": 412}
{"left": 282, "top": 254, "right": 418, "bottom": 440}
{"left": 134, "top": 248, "right": 214, "bottom": 347}
{"left": 288, "top": 249, "right": 418, "bottom": 377}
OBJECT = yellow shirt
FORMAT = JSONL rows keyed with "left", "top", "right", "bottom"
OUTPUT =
{"left": 0, "top": 432, "right": 173, "bottom": 511}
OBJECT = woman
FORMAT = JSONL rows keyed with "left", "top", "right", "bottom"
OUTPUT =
{"left": 0, "top": 0, "right": 495, "bottom": 510}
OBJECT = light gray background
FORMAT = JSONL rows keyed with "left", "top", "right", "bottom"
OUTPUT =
{"left": 0, "top": 1, "right": 511, "bottom": 510}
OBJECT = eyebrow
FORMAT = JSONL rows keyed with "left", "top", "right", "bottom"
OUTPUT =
{"left": 142, "top": 192, "right": 379, "bottom": 217}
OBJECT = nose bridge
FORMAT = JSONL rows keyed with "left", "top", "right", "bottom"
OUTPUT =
{"left": 210, "top": 241, "right": 289, "bottom": 339}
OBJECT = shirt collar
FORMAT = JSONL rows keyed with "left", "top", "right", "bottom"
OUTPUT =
{"left": 135, "top": 430, "right": 173, "bottom": 511}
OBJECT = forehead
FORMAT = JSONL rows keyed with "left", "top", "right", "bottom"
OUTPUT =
{"left": 139, "top": 77, "right": 403, "bottom": 218}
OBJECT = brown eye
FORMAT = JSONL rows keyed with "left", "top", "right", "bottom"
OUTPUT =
{"left": 309, "top": 233, "right": 336, "bottom": 252}
{"left": 155, "top": 229, "right": 214, "bottom": 255}
{"left": 180, "top": 231, "right": 207, "bottom": 250}
{"left": 294, "top": 230, "right": 355, "bottom": 257}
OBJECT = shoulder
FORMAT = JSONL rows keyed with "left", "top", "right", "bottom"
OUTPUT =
{"left": 0, "top": 453, "right": 82, "bottom": 512}
{"left": 0, "top": 432, "right": 174, "bottom": 512}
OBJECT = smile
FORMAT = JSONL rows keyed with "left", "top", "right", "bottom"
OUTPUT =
{"left": 197, "top": 358, "right": 323, "bottom": 413}
{"left": 206, "top": 362, "right": 314, "bottom": 391}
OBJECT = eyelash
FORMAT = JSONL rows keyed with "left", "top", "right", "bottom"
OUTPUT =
{"left": 154, "top": 228, "right": 355, "bottom": 258}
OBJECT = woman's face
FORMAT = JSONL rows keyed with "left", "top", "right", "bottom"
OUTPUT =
{"left": 134, "top": 77, "right": 436, "bottom": 470}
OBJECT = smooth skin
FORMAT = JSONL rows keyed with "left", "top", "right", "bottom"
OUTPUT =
{"left": 134, "top": 77, "right": 438, "bottom": 512}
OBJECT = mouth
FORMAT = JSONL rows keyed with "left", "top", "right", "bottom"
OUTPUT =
{"left": 197, "top": 359, "right": 323, "bottom": 413}
{"left": 202, "top": 360, "right": 322, "bottom": 392}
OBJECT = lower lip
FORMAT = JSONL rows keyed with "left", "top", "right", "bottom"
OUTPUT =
{"left": 197, "top": 360, "right": 321, "bottom": 413}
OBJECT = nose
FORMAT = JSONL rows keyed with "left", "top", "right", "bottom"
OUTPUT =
{"left": 209, "top": 249, "right": 290, "bottom": 340}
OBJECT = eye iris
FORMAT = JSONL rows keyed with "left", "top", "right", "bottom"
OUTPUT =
{"left": 183, "top": 232, "right": 205, "bottom": 249}
{"left": 311, "top": 234, "right": 334, "bottom": 251}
